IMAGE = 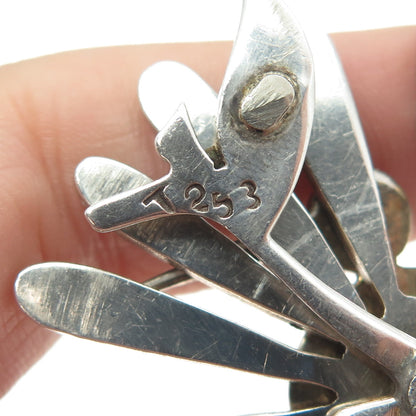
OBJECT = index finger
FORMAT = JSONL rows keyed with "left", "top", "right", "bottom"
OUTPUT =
{"left": 0, "top": 27, "right": 414, "bottom": 396}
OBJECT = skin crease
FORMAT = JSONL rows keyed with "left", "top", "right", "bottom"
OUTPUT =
{"left": 0, "top": 27, "right": 414, "bottom": 396}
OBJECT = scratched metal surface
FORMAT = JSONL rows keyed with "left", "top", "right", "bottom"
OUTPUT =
{"left": 4, "top": 1, "right": 413, "bottom": 415}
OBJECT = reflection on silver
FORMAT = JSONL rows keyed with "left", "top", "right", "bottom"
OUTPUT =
{"left": 15, "top": 263, "right": 349, "bottom": 392}
{"left": 139, "top": 61, "right": 218, "bottom": 150}
{"left": 302, "top": 29, "right": 407, "bottom": 323}
{"left": 75, "top": 154, "right": 361, "bottom": 337}
{"left": 14, "top": 0, "right": 416, "bottom": 415}
{"left": 240, "top": 73, "right": 295, "bottom": 132}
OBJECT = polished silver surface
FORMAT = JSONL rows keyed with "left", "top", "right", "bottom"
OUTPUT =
{"left": 143, "top": 268, "right": 190, "bottom": 291}
{"left": 326, "top": 398, "right": 398, "bottom": 416}
{"left": 86, "top": 0, "right": 314, "bottom": 243}
{"left": 134, "top": 25, "right": 416, "bottom": 413}
{"left": 246, "top": 410, "right": 332, "bottom": 416}
{"left": 375, "top": 171, "right": 416, "bottom": 297}
{"left": 77, "top": 157, "right": 401, "bottom": 406}
{"left": 15, "top": 262, "right": 349, "bottom": 392}
{"left": 139, "top": 61, "right": 217, "bottom": 150}
{"left": 301, "top": 29, "right": 411, "bottom": 326}
{"left": 310, "top": 170, "right": 416, "bottom": 297}
{"left": 77, "top": 156, "right": 359, "bottom": 337}
{"left": 13, "top": 0, "right": 416, "bottom": 414}
{"left": 136, "top": 57, "right": 362, "bottom": 313}
{"left": 77, "top": 0, "right": 360, "bottom": 337}
{"left": 288, "top": 28, "right": 416, "bottom": 413}
{"left": 240, "top": 73, "right": 296, "bottom": 132}
{"left": 84, "top": 0, "right": 416, "bottom": 409}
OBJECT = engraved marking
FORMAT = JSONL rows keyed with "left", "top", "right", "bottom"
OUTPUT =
{"left": 184, "top": 181, "right": 260, "bottom": 219}
{"left": 143, "top": 186, "right": 175, "bottom": 213}
{"left": 240, "top": 180, "right": 261, "bottom": 209}
{"left": 184, "top": 183, "right": 209, "bottom": 213}
{"left": 212, "top": 192, "right": 234, "bottom": 219}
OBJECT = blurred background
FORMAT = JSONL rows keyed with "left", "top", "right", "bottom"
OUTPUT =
{"left": 0, "top": 1, "right": 415, "bottom": 414}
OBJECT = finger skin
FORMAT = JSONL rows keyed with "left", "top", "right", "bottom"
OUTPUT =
{"left": 0, "top": 42, "right": 231, "bottom": 396}
{"left": 0, "top": 27, "right": 415, "bottom": 395}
